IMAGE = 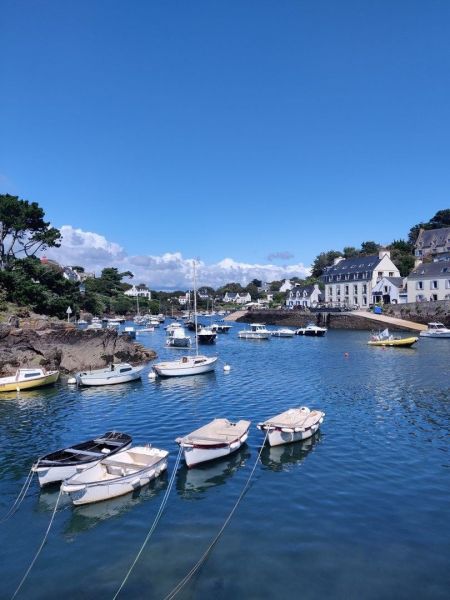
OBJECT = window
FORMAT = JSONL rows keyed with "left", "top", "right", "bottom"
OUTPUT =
{"left": 430, "top": 281, "right": 438, "bottom": 289}
{"left": 362, "top": 295, "right": 367, "bottom": 305}
{"left": 345, "top": 285, "right": 349, "bottom": 294}
{"left": 336, "top": 285, "right": 341, "bottom": 295}
{"left": 377, "top": 271, "right": 383, "bottom": 278}
{"left": 353, "top": 285, "right": 358, "bottom": 294}
{"left": 362, "top": 284, "right": 367, "bottom": 294}
{"left": 416, "top": 281, "right": 423, "bottom": 290}
{"left": 446, "top": 280, "right": 450, "bottom": 289}
{"left": 389, "top": 272, "right": 394, "bottom": 277}
{"left": 431, "top": 294, "right": 438, "bottom": 301}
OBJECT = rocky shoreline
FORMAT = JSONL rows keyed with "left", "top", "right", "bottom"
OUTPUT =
{"left": 0, "top": 321, "right": 156, "bottom": 376}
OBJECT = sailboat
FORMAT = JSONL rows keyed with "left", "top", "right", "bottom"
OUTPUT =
{"left": 152, "top": 261, "right": 218, "bottom": 377}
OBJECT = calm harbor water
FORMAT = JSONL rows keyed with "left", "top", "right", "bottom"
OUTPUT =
{"left": 0, "top": 322, "right": 449, "bottom": 599}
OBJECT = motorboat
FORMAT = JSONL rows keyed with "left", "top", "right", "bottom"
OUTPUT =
{"left": 238, "top": 323, "right": 271, "bottom": 340}
{"left": 153, "top": 354, "right": 217, "bottom": 377}
{"left": 136, "top": 326, "right": 155, "bottom": 334}
{"left": 295, "top": 323, "right": 327, "bottom": 336}
{"left": 176, "top": 418, "right": 251, "bottom": 467}
{"left": 61, "top": 445, "right": 168, "bottom": 505}
{"left": 166, "top": 326, "right": 191, "bottom": 348}
{"left": 152, "top": 261, "right": 218, "bottom": 377}
{"left": 32, "top": 431, "right": 132, "bottom": 487}
{"left": 257, "top": 407, "right": 325, "bottom": 447}
{"left": 210, "top": 323, "right": 232, "bottom": 333}
{"left": 270, "top": 328, "right": 295, "bottom": 337}
{"left": 75, "top": 363, "right": 144, "bottom": 386}
{"left": 197, "top": 326, "right": 217, "bottom": 344}
{"left": 165, "top": 322, "right": 182, "bottom": 334}
{"left": 419, "top": 322, "right": 450, "bottom": 338}
{"left": 86, "top": 322, "right": 103, "bottom": 330}
{"left": 367, "top": 328, "right": 418, "bottom": 347}
{"left": 0, "top": 368, "right": 59, "bottom": 393}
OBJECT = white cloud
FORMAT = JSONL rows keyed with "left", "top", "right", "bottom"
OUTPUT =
{"left": 44, "top": 225, "right": 310, "bottom": 289}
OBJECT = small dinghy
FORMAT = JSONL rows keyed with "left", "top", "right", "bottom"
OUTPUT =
{"left": 33, "top": 431, "right": 132, "bottom": 487}
{"left": 257, "top": 407, "right": 325, "bottom": 447}
{"left": 61, "top": 445, "right": 169, "bottom": 505}
{"left": 176, "top": 418, "right": 251, "bottom": 467}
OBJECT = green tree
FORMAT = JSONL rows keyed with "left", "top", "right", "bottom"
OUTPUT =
{"left": 359, "top": 241, "right": 380, "bottom": 255}
{"left": 343, "top": 246, "right": 359, "bottom": 258}
{"left": 0, "top": 194, "right": 61, "bottom": 269}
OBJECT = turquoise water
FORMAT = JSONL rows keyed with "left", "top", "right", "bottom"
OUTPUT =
{"left": 0, "top": 323, "right": 449, "bottom": 599}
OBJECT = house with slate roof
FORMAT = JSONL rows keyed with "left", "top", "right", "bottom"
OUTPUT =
{"left": 414, "top": 227, "right": 450, "bottom": 262}
{"left": 406, "top": 261, "right": 450, "bottom": 302}
{"left": 320, "top": 250, "right": 400, "bottom": 309}
{"left": 124, "top": 284, "right": 152, "bottom": 299}
{"left": 223, "top": 292, "right": 252, "bottom": 304}
{"left": 286, "top": 284, "right": 322, "bottom": 308}
{"left": 372, "top": 277, "right": 406, "bottom": 305}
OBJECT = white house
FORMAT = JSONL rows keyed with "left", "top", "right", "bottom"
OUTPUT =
{"left": 406, "top": 261, "right": 450, "bottom": 302}
{"left": 124, "top": 284, "right": 152, "bottom": 299}
{"left": 279, "top": 279, "right": 294, "bottom": 293}
{"left": 286, "top": 284, "right": 322, "bottom": 308}
{"left": 371, "top": 277, "right": 406, "bottom": 305}
{"left": 223, "top": 292, "right": 252, "bottom": 304}
{"left": 321, "top": 250, "right": 400, "bottom": 308}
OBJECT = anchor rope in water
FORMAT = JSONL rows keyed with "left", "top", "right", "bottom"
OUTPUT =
{"left": 162, "top": 428, "right": 270, "bottom": 600}
{"left": 0, "top": 467, "right": 35, "bottom": 524}
{"left": 11, "top": 488, "right": 62, "bottom": 600}
{"left": 113, "top": 446, "right": 183, "bottom": 599}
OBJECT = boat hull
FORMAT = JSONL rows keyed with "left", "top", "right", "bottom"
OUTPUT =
{"left": 153, "top": 356, "right": 217, "bottom": 377}
{"left": 419, "top": 332, "right": 450, "bottom": 338}
{"left": 61, "top": 453, "right": 168, "bottom": 505}
{"left": 367, "top": 337, "right": 418, "bottom": 347}
{"left": 0, "top": 371, "right": 59, "bottom": 393}
{"left": 181, "top": 432, "right": 249, "bottom": 467}
{"left": 265, "top": 422, "right": 322, "bottom": 447}
{"left": 76, "top": 367, "right": 143, "bottom": 386}
{"left": 238, "top": 333, "right": 270, "bottom": 340}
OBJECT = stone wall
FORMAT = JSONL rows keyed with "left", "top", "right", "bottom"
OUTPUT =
{"left": 382, "top": 300, "right": 450, "bottom": 326}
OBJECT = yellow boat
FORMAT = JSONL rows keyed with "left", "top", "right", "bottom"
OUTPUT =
{"left": 368, "top": 329, "right": 418, "bottom": 348}
{"left": 0, "top": 368, "right": 60, "bottom": 392}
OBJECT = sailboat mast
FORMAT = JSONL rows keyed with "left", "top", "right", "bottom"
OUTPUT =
{"left": 193, "top": 260, "right": 199, "bottom": 356}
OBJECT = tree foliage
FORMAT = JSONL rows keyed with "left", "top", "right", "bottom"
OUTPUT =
{"left": 0, "top": 194, "right": 61, "bottom": 269}
{"left": 408, "top": 209, "right": 450, "bottom": 244}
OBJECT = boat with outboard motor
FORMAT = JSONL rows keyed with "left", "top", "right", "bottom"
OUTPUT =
{"left": 257, "top": 407, "right": 325, "bottom": 447}
{"left": 367, "top": 328, "right": 418, "bottom": 347}
{"left": 61, "top": 444, "right": 168, "bottom": 505}
{"left": 176, "top": 418, "right": 251, "bottom": 467}
{"left": 238, "top": 323, "right": 271, "bottom": 340}
{"left": 32, "top": 431, "right": 132, "bottom": 486}
{"left": 270, "top": 328, "right": 295, "bottom": 337}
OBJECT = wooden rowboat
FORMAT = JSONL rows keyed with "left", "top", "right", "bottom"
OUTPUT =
{"left": 0, "top": 368, "right": 59, "bottom": 393}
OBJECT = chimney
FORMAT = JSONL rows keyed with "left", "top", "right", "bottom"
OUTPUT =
{"left": 333, "top": 256, "right": 345, "bottom": 266}
{"left": 378, "top": 248, "right": 390, "bottom": 260}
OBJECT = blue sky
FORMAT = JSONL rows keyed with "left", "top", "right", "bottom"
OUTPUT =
{"left": 1, "top": 1, "right": 449, "bottom": 289}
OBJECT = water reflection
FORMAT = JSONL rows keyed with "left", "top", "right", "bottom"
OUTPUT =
{"left": 260, "top": 433, "right": 321, "bottom": 472}
{"left": 37, "top": 473, "right": 169, "bottom": 537}
{"left": 176, "top": 446, "right": 251, "bottom": 499}
{"left": 154, "top": 371, "right": 217, "bottom": 393}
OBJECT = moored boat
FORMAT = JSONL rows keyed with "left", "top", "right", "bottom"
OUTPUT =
{"left": 75, "top": 363, "right": 144, "bottom": 386}
{"left": 153, "top": 355, "right": 217, "bottom": 377}
{"left": 61, "top": 445, "right": 168, "bottom": 505}
{"left": 257, "top": 407, "right": 325, "bottom": 447}
{"left": 32, "top": 431, "right": 132, "bottom": 486}
{"left": 166, "top": 326, "right": 191, "bottom": 348}
{"left": 197, "top": 326, "right": 217, "bottom": 344}
{"left": 211, "top": 323, "right": 232, "bottom": 333}
{"left": 419, "top": 322, "right": 450, "bottom": 338}
{"left": 176, "top": 418, "right": 251, "bottom": 467}
{"left": 295, "top": 323, "right": 327, "bottom": 336}
{"left": 270, "top": 328, "right": 295, "bottom": 337}
{"left": 0, "top": 368, "right": 59, "bottom": 393}
{"left": 367, "top": 328, "right": 418, "bottom": 347}
{"left": 238, "top": 323, "right": 271, "bottom": 340}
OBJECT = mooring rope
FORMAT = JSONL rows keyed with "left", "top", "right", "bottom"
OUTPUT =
{"left": 162, "top": 428, "right": 270, "bottom": 600}
{"left": 113, "top": 446, "right": 183, "bottom": 599}
{"left": 11, "top": 488, "right": 62, "bottom": 599}
{"left": 0, "top": 467, "right": 35, "bottom": 524}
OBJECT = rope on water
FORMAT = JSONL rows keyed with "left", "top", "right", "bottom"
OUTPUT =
{"left": 113, "top": 446, "right": 183, "bottom": 599}
{"left": 11, "top": 488, "right": 62, "bottom": 600}
{"left": 162, "top": 428, "right": 270, "bottom": 600}
{"left": 0, "top": 467, "right": 35, "bottom": 524}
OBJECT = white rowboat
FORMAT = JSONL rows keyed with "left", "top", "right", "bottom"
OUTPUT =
{"left": 75, "top": 363, "right": 144, "bottom": 386}
{"left": 257, "top": 407, "right": 325, "bottom": 447}
{"left": 61, "top": 445, "right": 168, "bottom": 505}
{"left": 176, "top": 418, "right": 251, "bottom": 467}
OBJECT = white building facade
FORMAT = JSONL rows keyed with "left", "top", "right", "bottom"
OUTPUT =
{"left": 124, "top": 284, "right": 152, "bottom": 299}
{"left": 286, "top": 284, "right": 322, "bottom": 308}
{"left": 321, "top": 250, "right": 400, "bottom": 309}
{"left": 406, "top": 261, "right": 450, "bottom": 302}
